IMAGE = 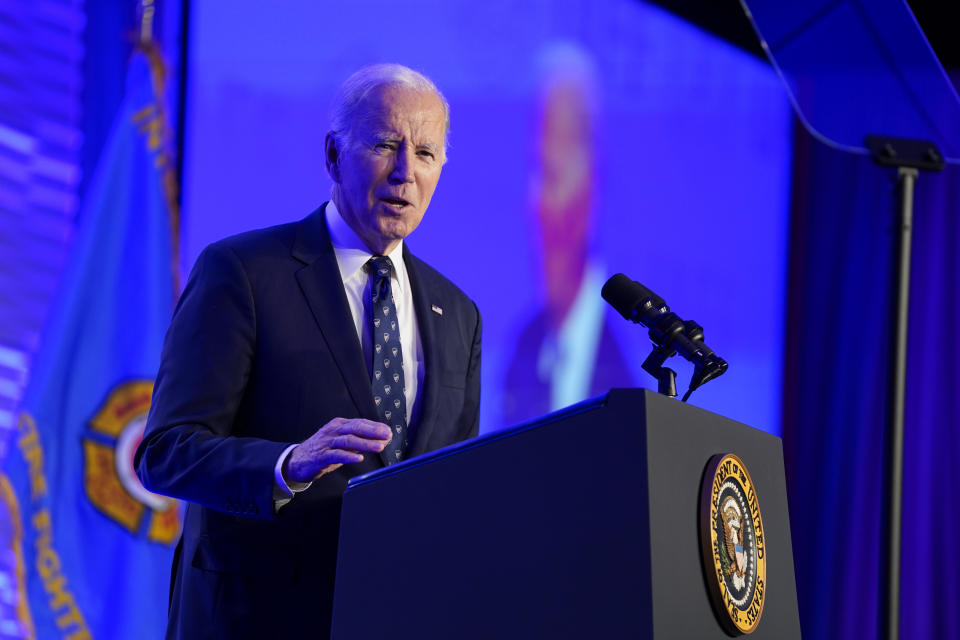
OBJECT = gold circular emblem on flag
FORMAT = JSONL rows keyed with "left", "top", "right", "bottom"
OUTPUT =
{"left": 699, "top": 453, "right": 766, "bottom": 635}
{"left": 82, "top": 380, "right": 180, "bottom": 544}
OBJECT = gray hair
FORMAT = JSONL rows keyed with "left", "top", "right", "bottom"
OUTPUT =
{"left": 329, "top": 63, "right": 450, "bottom": 161}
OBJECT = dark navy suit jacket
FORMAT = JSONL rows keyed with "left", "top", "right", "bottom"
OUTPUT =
{"left": 135, "top": 204, "right": 481, "bottom": 639}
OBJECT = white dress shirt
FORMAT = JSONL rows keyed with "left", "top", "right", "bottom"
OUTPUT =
{"left": 324, "top": 199, "right": 424, "bottom": 423}
{"left": 274, "top": 201, "right": 424, "bottom": 503}
{"left": 537, "top": 263, "right": 605, "bottom": 410}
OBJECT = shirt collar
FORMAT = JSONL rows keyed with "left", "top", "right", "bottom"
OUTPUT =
{"left": 325, "top": 200, "right": 406, "bottom": 291}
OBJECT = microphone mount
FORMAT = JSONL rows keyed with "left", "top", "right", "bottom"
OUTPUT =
{"left": 601, "top": 274, "right": 728, "bottom": 401}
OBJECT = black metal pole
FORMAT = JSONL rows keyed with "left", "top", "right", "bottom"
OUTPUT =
{"left": 864, "top": 137, "right": 942, "bottom": 640}
{"left": 175, "top": 0, "right": 190, "bottom": 205}
{"left": 883, "top": 166, "right": 916, "bottom": 640}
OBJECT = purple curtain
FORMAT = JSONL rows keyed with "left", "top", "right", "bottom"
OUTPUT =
{"left": 783, "top": 120, "right": 960, "bottom": 639}
{"left": 901, "top": 153, "right": 960, "bottom": 639}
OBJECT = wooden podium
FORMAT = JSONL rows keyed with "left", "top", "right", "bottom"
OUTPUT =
{"left": 331, "top": 389, "right": 801, "bottom": 638}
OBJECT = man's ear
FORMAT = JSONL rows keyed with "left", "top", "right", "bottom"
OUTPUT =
{"left": 324, "top": 133, "right": 341, "bottom": 183}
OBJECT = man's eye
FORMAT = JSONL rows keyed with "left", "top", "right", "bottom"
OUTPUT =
{"left": 417, "top": 150, "right": 435, "bottom": 159}
{"left": 375, "top": 143, "right": 395, "bottom": 151}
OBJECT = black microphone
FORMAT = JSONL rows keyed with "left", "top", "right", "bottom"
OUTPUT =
{"left": 601, "top": 274, "right": 728, "bottom": 396}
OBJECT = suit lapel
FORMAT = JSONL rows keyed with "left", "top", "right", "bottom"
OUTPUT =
{"left": 403, "top": 246, "right": 443, "bottom": 457}
{"left": 292, "top": 205, "right": 378, "bottom": 422}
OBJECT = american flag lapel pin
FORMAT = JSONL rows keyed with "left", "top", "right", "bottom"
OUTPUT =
{"left": 431, "top": 304, "right": 443, "bottom": 316}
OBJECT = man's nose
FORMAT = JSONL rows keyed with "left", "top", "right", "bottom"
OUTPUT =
{"left": 389, "top": 146, "right": 415, "bottom": 184}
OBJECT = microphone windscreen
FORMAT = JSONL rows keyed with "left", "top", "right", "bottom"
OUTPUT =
{"left": 602, "top": 274, "right": 653, "bottom": 320}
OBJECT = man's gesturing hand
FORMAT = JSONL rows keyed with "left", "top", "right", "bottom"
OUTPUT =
{"left": 283, "top": 418, "right": 392, "bottom": 484}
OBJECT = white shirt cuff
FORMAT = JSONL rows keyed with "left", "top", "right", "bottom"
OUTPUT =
{"left": 273, "top": 443, "right": 312, "bottom": 506}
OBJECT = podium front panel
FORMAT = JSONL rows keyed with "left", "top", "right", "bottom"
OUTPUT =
{"left": 643, "top": 391, "right": 801, "bottom": 638}
{"left": 333, "top": 395, "right": 652, "bottom": 639}
{"left": 332, "top": 389, "right": 801, "bottom": 639}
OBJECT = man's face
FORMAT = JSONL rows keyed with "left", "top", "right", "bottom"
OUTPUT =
{"left": 328, "top": 85, "right": 446, "bottom": 255}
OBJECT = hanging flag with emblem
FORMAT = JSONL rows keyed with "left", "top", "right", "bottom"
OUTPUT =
{"left": 0, "top": 19, "right": 182, "bottom": 640}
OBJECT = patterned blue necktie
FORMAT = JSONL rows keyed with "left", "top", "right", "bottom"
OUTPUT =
{"left": 368, "top": 255, "right": 407, "bottom": 464}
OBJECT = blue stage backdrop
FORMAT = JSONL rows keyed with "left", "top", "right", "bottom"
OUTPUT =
{"left": 181, "top": 0, "right": 792, "bottom": 435}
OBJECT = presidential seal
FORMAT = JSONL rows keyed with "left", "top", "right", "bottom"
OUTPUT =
{"left": 699, "top": 453, "right": 766, "bottom": 635}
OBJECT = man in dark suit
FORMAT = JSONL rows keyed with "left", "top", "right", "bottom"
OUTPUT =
{"left": 135, "top": 64, "right": 481, "bottom": 639}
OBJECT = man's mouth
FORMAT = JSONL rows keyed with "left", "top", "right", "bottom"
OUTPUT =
{"left": 380, "top": 197, "right": 411, "bottom": 210}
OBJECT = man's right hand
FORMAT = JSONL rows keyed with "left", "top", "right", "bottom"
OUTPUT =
{"left": 283, "top": 418, "right": 392, "bottom": 484}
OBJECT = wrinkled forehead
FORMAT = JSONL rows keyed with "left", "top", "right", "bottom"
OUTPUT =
{"left": 352, "top": 85, "right": 447, "bottom": 141}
